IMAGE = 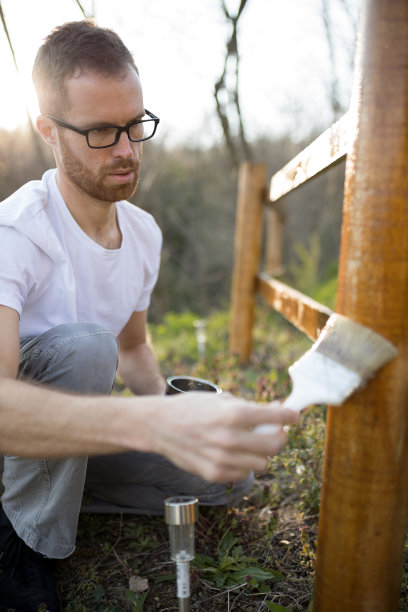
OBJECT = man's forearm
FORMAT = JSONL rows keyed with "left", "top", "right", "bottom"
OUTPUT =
{"left": 0, "top": 378, "right": 155, "bottom": 458}
{"left": 117, "top": 342, "right": 166, "bottom": 395}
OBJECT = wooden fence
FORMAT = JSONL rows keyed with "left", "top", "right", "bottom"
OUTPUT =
{"left": 230, "top": 111, "right": 351, "bottom": 357}
{"left": 229, "top": 1, "right": 408, "bottom": 610}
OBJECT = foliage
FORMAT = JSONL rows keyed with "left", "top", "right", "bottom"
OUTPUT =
{"left": 287, "top": 233, "right": 322, "bottom": 296}
{"left": 149, "top": 307, "right": 314, "bottom": 405}
{"left": 269, "top": 407, "right": 326, "bottom": 517}
{"left": 149, "top": 310, "right": 201, "bottom": 370}
{"left": 125, "top": 589, "right": 148, "bottom": 611}
{"left": 192, "top": 529, "right": 284, "bottom": 590}
{"left": 286, "top": 233, "right": 338, "bottom": 311}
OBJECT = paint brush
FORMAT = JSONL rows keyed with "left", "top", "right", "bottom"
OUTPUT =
{"left": 255, "top": 313, "right": 398, "bottom": 434}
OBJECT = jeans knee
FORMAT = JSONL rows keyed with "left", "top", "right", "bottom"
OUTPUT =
{"left": 67, "top": 323, "right": 119, "bottom": 367}
{"left": 54, "top": 323, "right": 118, "bottom": 393}
{"left": 19, "top": 323, "right": 119, "bottom": 394}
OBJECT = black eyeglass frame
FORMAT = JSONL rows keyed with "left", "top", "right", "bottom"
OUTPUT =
{"left": 45, "top": 109, "right": 160, "bottom": 148}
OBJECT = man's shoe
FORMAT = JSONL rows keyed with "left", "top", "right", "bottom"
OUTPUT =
{"left": 0, "top": 506, "right": 61, "bottom": 612}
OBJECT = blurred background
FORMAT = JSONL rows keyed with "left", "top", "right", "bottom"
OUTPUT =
{"left": 0, "top": 0, "right": 360, "bottom": 322}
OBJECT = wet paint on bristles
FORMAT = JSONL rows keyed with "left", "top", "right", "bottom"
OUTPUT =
{"left": 313, "top": 313, "right": 398, "bottom": 380}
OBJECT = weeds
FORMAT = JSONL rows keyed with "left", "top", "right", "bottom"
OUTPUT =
{"left": 193, "top": 529, "right": 284, "bottom": 590}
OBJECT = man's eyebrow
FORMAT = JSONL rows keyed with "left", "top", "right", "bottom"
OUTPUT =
{"left": 86, "top": 111, "right": 146, "bottom": 129}
{"left": 127, "top": 110, "right": 146, "bottom": 123}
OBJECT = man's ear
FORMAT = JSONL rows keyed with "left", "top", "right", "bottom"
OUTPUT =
{"left": 36, "top": 115, "right": 57, "bottom": 146}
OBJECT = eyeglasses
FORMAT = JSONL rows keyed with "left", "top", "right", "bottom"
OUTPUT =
{"left": 45, "top": 109, "right": 160, "bottom": 149}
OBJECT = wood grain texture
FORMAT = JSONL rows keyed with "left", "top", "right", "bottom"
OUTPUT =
{"left": 269, "top": 112, "right": 351, "bottom": 203}
{"left": 229, "top": 163, "right": 266, "bottom": 362}
{"left": 256, "top": 273, "right": 332, "bottom": 340}
{"left": 314, "top": 1, "right": 408, "bottom": 610}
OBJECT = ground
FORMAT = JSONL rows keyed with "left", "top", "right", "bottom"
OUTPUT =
{"left": 58, "top": 474, "right": 318, "bottom": 611}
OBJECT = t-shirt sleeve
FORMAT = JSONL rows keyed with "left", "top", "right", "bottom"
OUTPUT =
{"left": 0, "top": 226, "right": 48, "bottom": 316}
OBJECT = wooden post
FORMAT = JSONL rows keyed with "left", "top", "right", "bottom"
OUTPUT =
{"left": 229, "top": 162, "right": 266, "bottom": 362}
{"left": 314, "top": 1, "right": 408, "bottom": 610}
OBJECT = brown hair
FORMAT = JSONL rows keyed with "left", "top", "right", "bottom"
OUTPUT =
{"left": 32, "top": 19, "right": 139, "bottom": 114}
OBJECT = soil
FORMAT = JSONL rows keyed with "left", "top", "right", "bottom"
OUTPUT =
{"left": 57, "top": 478, "right": 317, "bottom": 611}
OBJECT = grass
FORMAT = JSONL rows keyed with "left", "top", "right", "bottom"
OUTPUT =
{"left": 56, "top": 304, "right": 408, "bottom": 611}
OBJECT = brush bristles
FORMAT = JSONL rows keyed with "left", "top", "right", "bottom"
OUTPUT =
{"left": 313, "top": 313, "right": 398, "bottom": 381}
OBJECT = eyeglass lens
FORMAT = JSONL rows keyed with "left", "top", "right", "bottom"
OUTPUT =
{"left": 87, "top": 119, "right": 156, "bottom": 147}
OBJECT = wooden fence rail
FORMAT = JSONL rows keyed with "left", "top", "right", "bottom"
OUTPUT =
{"left": 269, "top": 111, "right": 351, "bottom": 204}
{"left": 229, "top": 0, "right": 408, "bottom": 610}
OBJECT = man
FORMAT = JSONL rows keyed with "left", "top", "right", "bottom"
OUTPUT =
{"left": 0, "top": 20, "right": 298, "bottom": 611}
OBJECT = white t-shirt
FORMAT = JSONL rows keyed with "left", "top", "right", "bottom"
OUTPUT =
{"left": 0, "top": 169, "right": 162, "bottom": 338}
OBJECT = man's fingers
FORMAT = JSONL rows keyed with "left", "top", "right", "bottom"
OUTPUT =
{"left": 187, "top": 451, "right": 270, "bottom": 483}
{"left": 200, "top": 427, "right": 289, "bottom": 470}
{"left": 218, "top": 395, "right": 300, "bottom": 429}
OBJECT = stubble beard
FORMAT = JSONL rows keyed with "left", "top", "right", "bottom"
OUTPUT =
{"left": 59, "top": 135, "right": 141, "bottom": 203}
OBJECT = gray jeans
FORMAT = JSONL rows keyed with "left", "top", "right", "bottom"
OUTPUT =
{"left": 0, "top": 323, "right": 253, "bottom": 558}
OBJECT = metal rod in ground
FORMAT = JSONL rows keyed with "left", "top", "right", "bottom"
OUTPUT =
{"left": 178, "top": 597, "right": 190, "bottom": 612}
{"left": 176, "top": 561, "right": 190, "bottom": 611}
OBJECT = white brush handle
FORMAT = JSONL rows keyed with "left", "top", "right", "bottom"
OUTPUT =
{"left": 252, "top": 391, "right": 308, "bottom": 436}
{"left": 253, "top": 423, "right": 283, "bottom": 435}
{"left": 253, "top": 367, "right": 322, "bottom": 435}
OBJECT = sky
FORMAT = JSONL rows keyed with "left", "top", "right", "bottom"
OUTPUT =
{"left": 0, "top": 0, "right": 360, "bottom": 146}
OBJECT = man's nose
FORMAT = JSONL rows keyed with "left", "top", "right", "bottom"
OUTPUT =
{"left": 112, "top": 130, "right": 137, "bottom": 158}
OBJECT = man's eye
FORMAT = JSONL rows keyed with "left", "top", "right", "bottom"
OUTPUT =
{"left": 92, "top": 127, "right": 113, "bottom": 135}
{"left": 87, "top": 127, "right": 118, "bottom": 147}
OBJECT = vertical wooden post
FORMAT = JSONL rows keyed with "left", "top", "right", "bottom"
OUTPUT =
{"left": 314, "top": 1, "right": 408, "bottom": 610}
{"left": 229, "top": 162, "right": 266, "bottom": 362}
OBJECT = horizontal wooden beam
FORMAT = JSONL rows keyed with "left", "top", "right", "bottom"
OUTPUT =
{"left": 256, "top": 272, "right": 333, "bottom": 340}
{"left": 269, "top": 112, "right": 351, "bottom": 203}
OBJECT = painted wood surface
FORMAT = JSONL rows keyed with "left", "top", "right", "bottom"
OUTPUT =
{"left": 314, "top": 1, "right": 408, "bottom": 609}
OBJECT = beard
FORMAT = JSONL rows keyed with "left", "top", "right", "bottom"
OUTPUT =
{"left": 58, "top": 134, "right": 141, "bottom": 203}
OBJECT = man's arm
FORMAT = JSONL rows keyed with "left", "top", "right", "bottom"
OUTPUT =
{"left": 0, "top": 305, "right": 20, "bottom": 378}
{"left": 117, "top": 310, "right": 166, "bottom": 395}
{"left": 0, "top": 377, "right": 298, "bottom": 482}
{"left": 0, "top": 306, "right": 299, "bottom": 482}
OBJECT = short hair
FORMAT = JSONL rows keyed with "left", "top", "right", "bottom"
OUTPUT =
{"left": 32, "top": 19, "right": 139, "bottom": 114}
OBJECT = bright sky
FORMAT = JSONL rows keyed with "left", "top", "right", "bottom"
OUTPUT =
{"left": 0, "top": 0, "right": 360, "bottom": 146}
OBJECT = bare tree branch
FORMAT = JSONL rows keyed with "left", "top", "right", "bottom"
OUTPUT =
{"left": 321, "top": 0, "right": 344, "bottom": 120}
{"left": 215, "top": 0, "right": 252, "bottom": 166}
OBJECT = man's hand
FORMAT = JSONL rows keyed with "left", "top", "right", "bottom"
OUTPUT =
{"left": 147, "top": 393, "right": 299, "bottom": 482}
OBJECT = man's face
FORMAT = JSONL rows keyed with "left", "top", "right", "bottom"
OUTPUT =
{"left": 54, "top": 66, "right": 144, "bottom": 203}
